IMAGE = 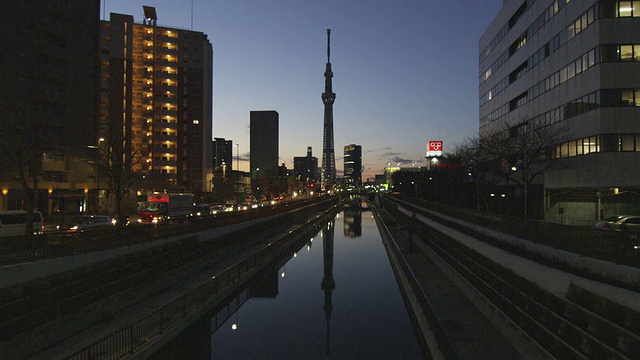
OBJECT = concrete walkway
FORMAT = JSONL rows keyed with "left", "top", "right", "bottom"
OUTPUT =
{"left": 393, "top": 200, "right": 640, "bottom": 313}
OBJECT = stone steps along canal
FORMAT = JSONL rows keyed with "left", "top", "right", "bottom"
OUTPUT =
{"left": 155, "top": 208, "right": 422, "bottom": 359}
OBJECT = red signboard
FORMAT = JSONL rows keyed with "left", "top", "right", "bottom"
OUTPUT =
{"left": 426, "top": 140, "right": 443, "bottom": 157}
{"left": 428, "top": 141, "right": 443, "bottom": 152}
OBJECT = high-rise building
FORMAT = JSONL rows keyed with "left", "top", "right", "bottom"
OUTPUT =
{"left": 344, "top": 144, "right": 362, "bottom": 189}
{"left": 480, "top": 1, "right": 640, "bottom": 224}
{"left": 293, "top": 147, "right": 319, "bottom": 184}
{"left": 213, "top": 138, "right": 233, "bottom": 170}
{"left": 321, "top": 29, "right": 337, "bottom": 189}
{"left": 0, "top": 0, "right": 101, "bottom": 213}
{"left": 250, "top": 110, "right": 279, "bottom": 196}
{"left": 100, "top": 7, "right": 213, "bottom": 197}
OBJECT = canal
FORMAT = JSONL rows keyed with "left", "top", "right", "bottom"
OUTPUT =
{"left": 155, "top": 206, "right": 421, "bottom": 359}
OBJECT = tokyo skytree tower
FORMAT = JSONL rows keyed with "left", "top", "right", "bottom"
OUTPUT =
{"left": 321, "top": 29, "right": 336, "bottom": 188}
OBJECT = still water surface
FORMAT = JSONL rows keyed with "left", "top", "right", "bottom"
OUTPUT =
{"left": 157, "top": 208, "right": 421, "bottom": 359}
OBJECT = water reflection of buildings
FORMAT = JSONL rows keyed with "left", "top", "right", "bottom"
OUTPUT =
{"left": 157, "top": 216, "right": 334, "bottom": 358}
{"left": 343, "top": 209, "right": 362, "bottom": 238}
{"left": 321, "top": 218, "right": 336, "bottom": 355}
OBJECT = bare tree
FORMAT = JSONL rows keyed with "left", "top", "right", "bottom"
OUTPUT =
{"left": 0, "top": 101, "right": 46, "bottom": 235}
{"left": 452, "top": 136, "right": 493, "bottom": 210}
{"left": 99, "top": 124, "right": 140, "bottom": 226}
{"left": 490, "top": 117, "right": 572, "bottom": 219}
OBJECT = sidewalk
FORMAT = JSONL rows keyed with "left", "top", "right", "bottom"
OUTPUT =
{"left": 393, "top": 202, "right": 640, "bottom": 313}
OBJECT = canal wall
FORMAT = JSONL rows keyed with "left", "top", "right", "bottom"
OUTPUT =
{"left": 1, "top": 197, "right": 340, "bottom": 360}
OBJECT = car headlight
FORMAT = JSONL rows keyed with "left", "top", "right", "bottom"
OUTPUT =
{"left": 71, "top": 225, "right": 79, "bottom": 230}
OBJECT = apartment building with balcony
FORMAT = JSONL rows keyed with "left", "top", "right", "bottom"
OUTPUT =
{"left": 480, "top": 0, "right": 640, "bottom": 224}
{"left": 100, "top": 7, "right": 213, "bottom": 204}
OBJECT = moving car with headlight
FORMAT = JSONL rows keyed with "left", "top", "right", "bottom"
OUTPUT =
{"left": 63, "top": 215, "right": 115, "bottom": 232}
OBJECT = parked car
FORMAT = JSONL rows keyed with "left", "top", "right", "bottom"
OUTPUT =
{"left": 0, "top": 210, "right": 45, "bottom": 237}
{"left": 593, "top": 215, "right": 640, "bottom": 232}
{"left": 62, "top": 215, "right": 115, "bottom": 232}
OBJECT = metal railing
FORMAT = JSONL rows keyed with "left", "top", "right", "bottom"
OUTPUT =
{"left": 388, "top": 195, "right": 640, "bottom": 268}
{"left": 67, "top": 203, "right": 337, "bottom": 359}
{"left": 0, "top": 198, "right": 328, "bottom": 266}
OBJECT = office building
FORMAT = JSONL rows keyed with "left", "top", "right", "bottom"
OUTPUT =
{"left": 480, "top": 0, "right": 640, "bottom": 224}
{"left": 99, "top": 7, "right": 213, "bottom": 201}
{"left": 0, "top": 0, "right": 101, "bottom": 214}
{"left": 344, "top": 144, "right": 362, "bottom": 189}
{"left": 213, "top": 138, "right": 233, "bottom": 170}
{"left": 293, "top": 147, "right": 319, "bottom": 184}
{"left": 250, "top": 110, "right": 279, "bottom": 197}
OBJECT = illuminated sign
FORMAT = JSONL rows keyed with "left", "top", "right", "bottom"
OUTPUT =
{"left": 426, "top": 140, "right": 443, "bottom": 157}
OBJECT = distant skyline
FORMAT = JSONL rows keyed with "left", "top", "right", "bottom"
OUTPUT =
{"left": 104, "top": 0, "right": 502, "bottom": 181}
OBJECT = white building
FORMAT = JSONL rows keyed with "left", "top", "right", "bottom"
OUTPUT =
{"left": 480, "top": 0, "right": 640, "bottom": 225}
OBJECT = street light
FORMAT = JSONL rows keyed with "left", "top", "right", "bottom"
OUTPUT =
{"left": 91, "top": 138, "right": 105, "bottom": 214}
{"left": 234, "top": 143, "right": 239, "bottom": 211}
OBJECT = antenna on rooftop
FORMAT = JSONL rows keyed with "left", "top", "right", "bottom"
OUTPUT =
{"left": 327, "top": 29, "right": 331, "bottom": 63}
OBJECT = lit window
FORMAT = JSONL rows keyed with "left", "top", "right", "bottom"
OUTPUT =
{"left": 193, "top": 119, "right": 200, "bottom": 125}
{"left": 619, "top": 2, "right": 632, "bottom": 17}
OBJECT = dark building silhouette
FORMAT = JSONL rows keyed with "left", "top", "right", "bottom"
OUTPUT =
{"left": 0, "top": 0, "right": 101, "bottom": 213}
{"left": 293, "top": 147, "right": 319, "bottom": 184}
{"left": 321, "top": 29, "right": 337, "bottom": 189}
{"left": 100, "top": 8, "right": 213, "bottom": 199}
{"left": 213, "top": 138, "right": 233, "bottom": 170}
{"left": 344, "top": 144, "right": 362, "bottom": 189}
{"left": 250, "top": 110, "right": 279, "bottom": 197}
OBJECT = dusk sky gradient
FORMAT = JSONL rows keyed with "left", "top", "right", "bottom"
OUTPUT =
{"left": 105, "top": 0, "right": 503, "bottom": 181}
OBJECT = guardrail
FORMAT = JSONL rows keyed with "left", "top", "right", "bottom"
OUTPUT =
{"left": 67, "top": 202, "right": 339, "bottom": 359}
{"left": 390, "top": 195, "right": 640, "bottom": 267}
{"left": 384, "top": 198, "right": 640, "bottom": 359}
{"left": 0, "top": 198, "right": 329, "bottom": 266}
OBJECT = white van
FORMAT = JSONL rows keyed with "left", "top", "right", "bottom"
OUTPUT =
{"left": 0, "top": 210, "right": 45, "bottom": 237}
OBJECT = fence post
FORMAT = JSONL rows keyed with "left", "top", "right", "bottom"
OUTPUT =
{"left": 161, "top": 307, "right": 164, "bottom": 333}
{"left": 130, "top": 324, "right": 135, "bottom": 354}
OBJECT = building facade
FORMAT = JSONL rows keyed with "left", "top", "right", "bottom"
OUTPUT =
{"left": 293, "top": 147, "right": 319, "bottom": 184}
{"left": 480, "top": 0, "right": 640, "bottom": 225}
{"left": 213, "top": 138, "right": 233, "bottom": 170}
{"left": 250, "top": 110, "right": 279, "bottom": 197}
{"left": 344, "top": 144, "right": 362, "bottom": 189}
{"left": 100, "top": 8, "right": 213, "bottom": 205}
{"left": 0, "top": 0, "right": 101, "bottom": 216}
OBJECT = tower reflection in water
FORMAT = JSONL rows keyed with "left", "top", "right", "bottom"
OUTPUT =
{"left": 155, "top": 208, "right": 420, "bottom": 358}
{"left": 321, "top": 217, "right": 336, "bottom": 355}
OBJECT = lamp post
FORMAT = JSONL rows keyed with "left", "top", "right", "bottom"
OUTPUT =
{"left": 234, "top": 143, "right": 239, "bottom": 211}
{"left": 92, "top": 138, "right": 104, "bottom": 214}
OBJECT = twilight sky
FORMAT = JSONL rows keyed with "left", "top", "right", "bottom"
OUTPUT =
{"left": 105, "top": 0, "right": 502, "bottom": 181}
